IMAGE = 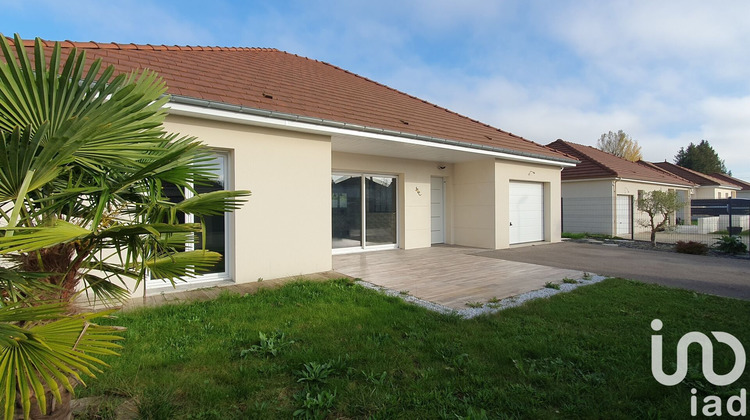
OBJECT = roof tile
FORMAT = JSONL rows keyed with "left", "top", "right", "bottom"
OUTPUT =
{"left": 548, "top": 140, "right": 694, "bottom": 186}
{"left": 6, "top": 38, "right": 573, "bottom": 162}
{"left": 709, "top": 173, "right": 750, "bottom": 191}
{"left": 652, "top": 162, "right": 740, "bottom": 188}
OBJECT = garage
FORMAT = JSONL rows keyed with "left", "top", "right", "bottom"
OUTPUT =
{"left": 509, "top": 181, "right": 544, "bottom": 244}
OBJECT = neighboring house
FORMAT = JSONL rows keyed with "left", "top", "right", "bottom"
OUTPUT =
{"left": 547, "top": 140, "right": 695, "bottom": 237}
{"left": 709, "top": 173, "right": 750, "bottom": 199}
{"left": 650, "top": 161, "right": 740, "bottom": 199}
{"left": 19, "top": 39, "right": 577, "bottom": 294}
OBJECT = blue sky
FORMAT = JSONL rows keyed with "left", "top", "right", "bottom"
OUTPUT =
{"left": 3, "top": 0, "right": 750, "bottom": 179}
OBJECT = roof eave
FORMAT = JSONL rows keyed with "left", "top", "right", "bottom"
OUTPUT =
{"left": 167, "top": 95, "right": 579, "bottom": 166}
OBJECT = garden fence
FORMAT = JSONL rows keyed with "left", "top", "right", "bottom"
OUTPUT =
{"left": 562, "top": 197, "right": 750, "bottom": 256}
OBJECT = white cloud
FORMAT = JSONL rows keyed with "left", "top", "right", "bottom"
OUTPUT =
{"left": 6, "top": 1, "right": 749, "bottom": 180}
{"left": 697, "top": 96, "right": 750, "bottom": 178}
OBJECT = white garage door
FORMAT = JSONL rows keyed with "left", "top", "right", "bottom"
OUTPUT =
{"left": 509, "top": 182, "right": 544, "bottom": 244}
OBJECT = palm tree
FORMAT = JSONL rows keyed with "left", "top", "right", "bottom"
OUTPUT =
{"left": 0, "top": 34, "right": 250, "bottom": 418}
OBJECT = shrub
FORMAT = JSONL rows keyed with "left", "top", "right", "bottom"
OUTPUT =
{"left": 240, "top": 331, "right": 295, "bottom": 358}
{"left": 714, "top": 235, "right": 748, "bottom": 255}
{"left": 675, "top": 241, "right": 708, "bottom": 255}
{"left": 295, "top": 361, "right": 335, "bottom": 386}
{"left": 293, "top": 390, "right": 336, "bottom": 419}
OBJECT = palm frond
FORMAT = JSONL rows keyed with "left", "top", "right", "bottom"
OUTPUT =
{"left": 145, "top": 250, "right": 222, "bottom": 281}
{"left": 0, "top": 304, "right": 124, "bottom": 419}
{"left": 0, "top": 220, "right": 90, "bottom": 253}
{"left": 176, "top": 190, "right": 251, "bottom": 216}
{"left": 0, "top": 268, "right": 60, "bottom": 306}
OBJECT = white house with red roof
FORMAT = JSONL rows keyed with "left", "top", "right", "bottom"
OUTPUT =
{"left": 547, "top": 140, "right": 695, "bottom": 237}
{"left": 709, "top": 173, "right": 750, "bottom": 199}
{"left": 650, "top": 161, "right": 740, "bottom": 199}
{"left": 8, "top": 37, "right": 579, "bottom": 294}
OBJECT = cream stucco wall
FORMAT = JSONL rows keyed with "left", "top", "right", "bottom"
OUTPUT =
{"left": 451, "top": 158, "right": 564, "bottom": 249}
{"left": 332, "top": 152, "right": 453, "bottom": 249}
{"left": 453, "top": 159, "right": 496, "bottom": 248}
{"left": 157, "top": 115, "right": 332, "bottom": 288}
{"left": 694, "top": 186, "right": 739, "bottom": 199}
{"left": 121, "top": 112, "right": 568, "bottom": 295}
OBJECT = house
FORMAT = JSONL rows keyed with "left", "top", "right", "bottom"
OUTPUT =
{"left": 18, "top": 39, "right": 577, "bottom": 294}
{"left": 709, "top": 173, "right": 750, "bottom": 199}
{"left": 650, "top": 161, "right": 741, "bottom": 199}
{"left": 546, "top": 140, "right": 695, "bottom": 237}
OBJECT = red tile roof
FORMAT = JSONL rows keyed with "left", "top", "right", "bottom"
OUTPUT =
{"left": 547, "top": 140, "right": 694, "bottom": 186}
{"left": 651, "top": 161, "right": 739, "bottom": 188}
{"left": 708, "top": 173, "right": 750, "bottom": 191}
{"left": 5, "top": 37, "right": 574, "bottom": 163}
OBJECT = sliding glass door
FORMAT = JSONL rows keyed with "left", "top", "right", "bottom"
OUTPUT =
{"left": 332, "top": 173, "right": 397, "bottom": 251}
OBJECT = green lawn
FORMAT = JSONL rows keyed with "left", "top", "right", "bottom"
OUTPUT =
{"left": 78, "top": 279, "right": 750, "bottom": 419}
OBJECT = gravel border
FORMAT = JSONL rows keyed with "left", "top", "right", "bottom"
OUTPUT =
{"left": 566, "top": 238, "right": 750, "bottom": 260}
{"left": 356, "top": 274, "right": 607, "bottom": 319}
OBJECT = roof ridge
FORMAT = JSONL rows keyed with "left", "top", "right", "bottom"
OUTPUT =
{"left": 8, "top": 37, "right": 279, "bottom": 52}
{"left": 637, "top": 160, "right": 696, "bottom": 185}
{"left": 710, "top": 172, "right": 750, "bottom": 190}
{"left": 549, "top": 139, "right": 618, "bottom": 177}
{"left": 654, "top": 161, "right": 726, "bottom": 185}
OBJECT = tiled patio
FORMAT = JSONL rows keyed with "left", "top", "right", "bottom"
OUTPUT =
{"left": 333, "top": 245, "right": 585, "bottom": 309}
{"left": 109, "top": 245, "right": 585, "bottom": 312}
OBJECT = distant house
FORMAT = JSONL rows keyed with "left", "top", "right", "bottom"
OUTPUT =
{"left": 709, "top": 173, "right": 750, "bottom": 199}
{"left": 547, "top": 140, "right": 694, "bottom": 237}
{"left": 649, "top": 161, "right": 740, "bottom": 199}
{"left": 16, "top": 38, "right": 578, "bottom": 294}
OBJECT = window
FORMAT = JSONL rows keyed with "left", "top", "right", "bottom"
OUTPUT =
{"left": 149, "top": 151, "right": 233, "bottom": 286}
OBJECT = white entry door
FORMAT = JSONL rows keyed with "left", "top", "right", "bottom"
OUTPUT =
{"left": 431, "top": 177, "right": 445, "bottom": 244}
{"left": 509, "top": 182, "right": 544, "bottom": 244}
{"left": 616, "top": 195, "right": 632, "bottom": 236}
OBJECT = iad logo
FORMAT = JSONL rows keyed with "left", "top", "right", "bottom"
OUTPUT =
{"left": 651, "top": 319, "right": 747, "bottom": 417}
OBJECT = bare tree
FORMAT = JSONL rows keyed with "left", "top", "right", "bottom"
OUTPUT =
{"left": 597, "top": 130, "right": 643, "bottom": 161}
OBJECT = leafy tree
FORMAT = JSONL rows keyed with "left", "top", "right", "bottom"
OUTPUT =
{"left": 596, "top": 130, "right": 642, "bottom": 161}
{"left": 637, "top": 190, "right": 683, "bottom": 246}
{"left": 674, "top": 140, "right": 729, "bottom": 175}
{"left": 0, "top": 34, "right": 250, "bottom": 418}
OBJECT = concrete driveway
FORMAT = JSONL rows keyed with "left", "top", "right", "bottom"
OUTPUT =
{"left": 476, "top": 241, "right": 750, "bottom": 300}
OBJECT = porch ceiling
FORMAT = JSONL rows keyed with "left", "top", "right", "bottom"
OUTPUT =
{"left": 331, "top": 133, "right": 492, "bottom": 163}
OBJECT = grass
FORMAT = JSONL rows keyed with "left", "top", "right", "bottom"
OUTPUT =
{"left": 79, "top": 279, "right": 750, "bottom": 419}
